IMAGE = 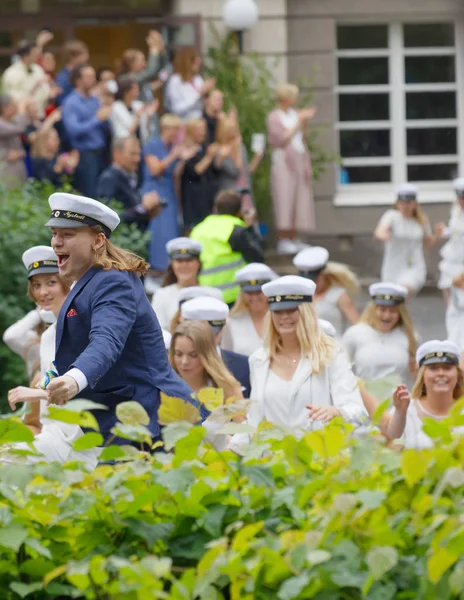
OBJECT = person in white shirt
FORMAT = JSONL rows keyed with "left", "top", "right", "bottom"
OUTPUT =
{"left": 164, "top": 47, "right": 215, "bottom": 120}
{"left": 110, "top": 79, "right": 158, "bottom": 144}
{"left": 151, "top": 237, "right": 202, "bottom": 330}
{"left": 293, "top": 246, "right": 359, "bottom": 336}
{"left": 386, "top": 341, "right": 464, "bottom": 449}
{"left": 438, "top": 177, "right": 464, "bottom": 305}
{"left": 230, "top": 276, "right": 367, "bottom": 452}
{"left": 374, "top": 184, "right": 444, "bottom": 296}
{"left": 221, "top": 263, "right": 277, "bottom": 356}
{"left": 343, "top": 282, "right": 417, "bottom": 384}
{"left": 445, "top": 272, "right": 464, "bottom": 368}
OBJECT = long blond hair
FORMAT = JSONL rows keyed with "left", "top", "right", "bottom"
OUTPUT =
{"left": 393, "top": 200, "right": 428, "bottom": 227}
{"left": 264, "top": 303, "right": 336, "bottom": 374}
{"left": 184, "top": 118, "right": 206, "bottom": 147}
{"left": 412, "top": 365, "right": 464, "bottom": 400}
{"left": 361, "top": 301, "right": 417, "bottom": 361}
{"left": 230, "top": 290, "right": 249, "bottom": 316}
{"left": 170, "top": 308, "right": 182, "bottom": 333}
{"left": 215, "top": 116, "right": 239, "bottom": 145}
{"left": 319, "top": 262, "right": 359, "bottom": 297}
{"left": 90, "top": 226, "right": 149, "bottom": 275}
{"left": 170, "top": 321, "right": 240, "bottom": 399}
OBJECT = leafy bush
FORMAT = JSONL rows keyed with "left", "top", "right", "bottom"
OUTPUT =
{"left": 0, "top": 181, "right": 149, "bottom": 412}
{"left": 1, "top": 404, "right": 464, "bottom": 599}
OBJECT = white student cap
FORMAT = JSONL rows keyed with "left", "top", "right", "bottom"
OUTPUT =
{"left": 166, "top": 237, "right": 203, "bottom": 260}
{"left": 293, "top": 247, "right": 329, "bottom": 279}
{"left": 235, "top": 263, "right": 277, "bottom": 292}
{"left": 318, "top": 319, "right": 336, "bottom": 338}
{"left": 181, "top": 297, "right": 229, "bottom": 334}
{"left": 162, "top": 329, "right": 172, "bottom": 351}
{"left": 178, "top": 286, "right": 223, "bottom": 306}
{"left": 262, "top": 275, "right": 316, "bottom": 311}
{"left": 45, "top": 192, "right": 120, "bottom": 238}
{"left": 395, "top": 183, "right": 418, "bottom": 202}
{"left": 453, "top": 177, "right": 464, "bottom": 197}
{"left": 416, "top": 340, "right": 460, "bottom": 367}
{"left": 22, "top": 246, "right": 59, "bottom": 279}
{"left": 369, "top": 282, "right": 408, "bottom": 306}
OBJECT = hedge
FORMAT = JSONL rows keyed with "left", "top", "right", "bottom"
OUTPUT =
{"left": 0, "top": 399, "right": 464, "bottom": 599}
{"left": 0, "top": 182, "right": 149, "bottom": 411}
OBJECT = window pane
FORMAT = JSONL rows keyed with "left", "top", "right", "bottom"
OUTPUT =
{"left": 407, "top": 128, "right": 457, "bottom": 156}
{"left": 337, "top": 25, "right": 388, "bottom": 49}
{"left": 405, "top": 56, "right": 455, "bottom": 84}
{"left": 340, "top": 130, "right": 390, "bottom": 158}
{"left": 406, "top": 92, "right": 456, "bottom": 119}
{"left": 338, "top": 57, "right": 389, "bottom": 85}
{"left": 408, "top": 163, "right": 457, "bottom": 181}
{"left": 342, "top": 166, "right": 391, "bottom": 183}
{"left": 339, "top": 94, "right": 389, "bottom": 121}
{"left": 403, "top": 24, "right": 454, "bottom": 47}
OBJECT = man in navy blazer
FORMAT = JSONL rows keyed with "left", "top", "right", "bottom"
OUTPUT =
{"left": 44, "top": 192, "right": 207, "bottom": 443}
{"left": 181, "top": 297, "right": 251, "bottom": 398}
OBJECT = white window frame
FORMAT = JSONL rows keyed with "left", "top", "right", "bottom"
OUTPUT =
{"left": 334, "top": 22, "right": 464, "bottom": 207}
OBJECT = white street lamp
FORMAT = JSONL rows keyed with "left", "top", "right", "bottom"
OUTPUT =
{"left": 222, "top": 0, "right": 259, "bottom": 53}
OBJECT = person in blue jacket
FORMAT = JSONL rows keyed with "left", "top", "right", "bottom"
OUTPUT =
{"left": 180, "top": 296, "right": 251, "bottom": 398}
{"left": 45, "top": 191, "right": 207, "bottom": 445}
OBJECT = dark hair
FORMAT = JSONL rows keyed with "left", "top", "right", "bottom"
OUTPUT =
{"left": 214, "top": 189, "right": 242, "bottom": 216}
{"left": 17, "top": 40, "right": 36, "bottom": 56}
{"left": 115, "top": 78, "right": 138, "bottom": 101}
{"left": 96, "top": 66, "right": 113, "bottom": 82}
{"left": 161, "top": 258, "right": 202, "bottom": 287}
{"left": 70, "top": 64, "right": 91, "bottom": 87}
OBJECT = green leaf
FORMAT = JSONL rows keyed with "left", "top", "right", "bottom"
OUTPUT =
{"left": 116, "top": 401, "right": 150, "bottom": 426}
{"left": 9, "top": 582, "right": 43, "bottom": 598}
{"left": 162, "top": 421, "right": 194, "bottom": 451}
{"left": 278, "top": 574, "right": 310, "bottom": 599}
{"left": 111, "top": 422, "right": 152, "bottom": 444}
{"left": 401, "top": 449, "right": 432, "bottom": 487}
{"left": 47, "top": 406, "right": 99, "bottom": 431}
{"left": 64, "top": 399, "right": 108, "bottom": 412}
{"left": 372, "top": 398, "right": 390, "bottom": 426}
{"left": 0, "top": 420, "right": 34, "bottom": 445}
{"left": 357, "top": 490, "right": 386, "bottom": 509}
{"left": 25, "top": 538, "right": 52, "bottom": 559}
{"left": 98, "top": 445, "right": 127, "bottom": 461}
{"left": 307, "top": 550, "right": 331, "bottom": 565}
{"left": 0, "top": 523, "right": 28, "bottom": 551}
{"left": 427, "top": 547, "right": 458, "bottom": 583}
{"left": 72, "top": 432, "right": 103, "bottom": 452}
{"left": 366, "top": 546, "right": 398, "bottom": 579}
{"left": 364, "top": 374, "right": 401, "bottom": 402}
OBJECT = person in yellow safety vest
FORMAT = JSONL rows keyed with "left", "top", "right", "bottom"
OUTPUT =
{"left": 190, "top": 189, "right": 264, "bottom": 305}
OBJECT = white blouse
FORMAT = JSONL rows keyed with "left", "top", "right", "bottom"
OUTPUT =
{"left": 152, "top": 284, "right": 180, "bottom": 330}
{"left": 438, "top": 204, "right": 464, "bottom": 289}
{"left": 164, "top": 74, "right": 204, "bottom": 120}
{"left": 315, "top": 286, "right": 345, "bottom": 337}
{"left": 402, "top": 400, "right": 464, "bottom": 449}
{"left": 342, "top": 322, "right": 411, "bottom": 384}
{"left": 221, "top": 312, "right": 263, "bottom": 356}
{"left": 446, "top": 286, "right": 464, "bottom": 350}
{"left": 277, "top": 108, "right": 305, "bottom": 153}
{"left": 3, "top": 309, "right": 43, "bottom": 378}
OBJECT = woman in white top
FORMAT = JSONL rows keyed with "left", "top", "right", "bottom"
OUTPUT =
{"left": 445, "top": 272, "right": 464, "bottom": 367}
{"left": 375, "top": 184, "right": 444, "bottom": 296}
{"left": 266, "top": 83, "right": 316, "bottom": 254}
{"left": 164, "top": 47, "right": 215, "bottom": 120}
{"left": 293, "top": 246, "right": 359, "bottom": 336}
{"left": 343, "top": 282, "right": 417, "bottom": 384}
{"left": 221, "top": 263, "right": 276, "bottom": 356}
{"left": 386, "top": 340, "right": 464, "bottom": 449}
{"left": 230, "top": 276, "right": 367, "bottom": 451}
{"left": 438, "top": 177, "right": 464, "bottom": 305}
{"left": 110, "top": 79, "right": 157, "bottom": 144}
{"left": 6, "top": 247, "right": 99, "bottom": 468}
{"left": 151, "top": 237, "right": 202, "bottom": 330}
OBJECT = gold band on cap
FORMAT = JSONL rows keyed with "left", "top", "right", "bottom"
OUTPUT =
{"left": 27, "top": 259, "right": 58, "bottom": 272}
{"left": 267, "top": 294, "right": 313, "bottom": 304}
{"left": 420, "top": 351, "right": 458, "bottom": 366}
{"left": 50, "top": 210, "right": 112, "bottom": 238}
{"left": 372, "top": 293, "right": 405, "bottom": 304}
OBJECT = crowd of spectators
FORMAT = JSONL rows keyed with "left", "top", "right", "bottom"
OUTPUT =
{"left": 0, "top": 29, "right": 317, "bottom": 283}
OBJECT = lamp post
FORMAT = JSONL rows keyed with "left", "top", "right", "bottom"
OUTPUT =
{"left": 222, "top": 0, "right": 259, "bottom": 54}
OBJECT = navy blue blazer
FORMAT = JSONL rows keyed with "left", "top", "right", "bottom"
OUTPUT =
{"left": 55, "top": 266, "right": 207, "bottom": 441}
{"left": 221, "top": 349, "right": 251, "bottom": 398}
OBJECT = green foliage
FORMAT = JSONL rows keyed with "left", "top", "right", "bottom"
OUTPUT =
{"left": 1, "top": 410, "right": 464, "bottom": 599}
{"left": 205, "top": 28, "right": 334, "bottom": 221}
{"left": 0, "top": 182, "right": 149, "bottom": 412}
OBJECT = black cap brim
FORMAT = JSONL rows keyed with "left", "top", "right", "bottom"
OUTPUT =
{"left": 241, "top": 284, "right": 264, "bottom": 293}
{"left": 45, "top": 217, "right": 86, "bottom": 229}
{"left": 170, "top": 252, "right": 200, "bottom": 261}
{"left": 373, "top": 298, "right": 404, "bottom": 307}
{"left": 28, "top": 266, "right": 59, "bottom": 278}
{"left": 421, "top": 356, "right": 459, "bottom": 367}
{"left": 269, "top": 300, "right": 302, "bottom": 312}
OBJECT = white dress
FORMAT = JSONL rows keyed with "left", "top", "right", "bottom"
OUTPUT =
{"left": 402, "top": 400, "right": 464, "bottom": 449}
{"left": 164, "top": 74, "right": 204, "bottom": 120}
{"left": 438, "top": 204, "right": 464, "bottom": 289}
{"left": 379, "top": 209, "right": 429, "bottom": 293}
{"left": 151, "top": 284, "right": 180, "bottom": 330}
{"left": 314, "top": 286, "right": 345, "bottom": 336}
{"left": 342, "top": 323, "right": 411, "bottom": 383}
{"left": 221, "top": 312, "right": 263, "bottom": 356}
{"left": 446, "top": 286, "right": 464, "bottom": 350}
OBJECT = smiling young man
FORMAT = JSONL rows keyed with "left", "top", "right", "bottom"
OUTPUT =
{"left": 44, "top": 192, "right": 206, "bottom": 445}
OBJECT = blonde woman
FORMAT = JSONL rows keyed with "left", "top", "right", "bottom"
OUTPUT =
{"left": 221, "top": 263, "right": 276, "bottom": 356}
{"left": 168, "top": 285, "right": 223, "bottom": 333}
{"left": 386, "top": 340, "right": 464, "bottom": 448}
{"left": 230, "top": 276, "right": 367, "bottom": 451}
{"left": 267, "top": 83, "right": 316, "bottom": 254}
{"left": 375, "top": 184, "right": 444, "bottom": 296}
{"left": 293, "top": 246, "right": 359, "bottom": 336}
{"left": 43, "top": 192, "right": 206, "bottom": 446}
{"left": 170, "top": 320, "right": 243, "bottom": 401}
{"left": 213, "top": 115, "right": 243, "bottom": 191}
{"left": 343, "top": 283, "right": 417, "bottom": 384}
